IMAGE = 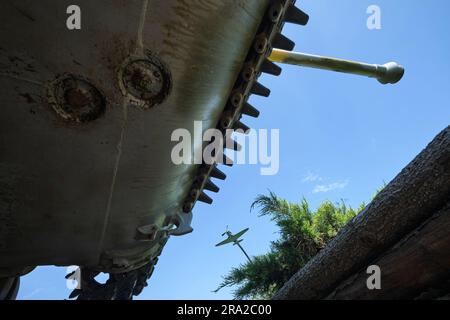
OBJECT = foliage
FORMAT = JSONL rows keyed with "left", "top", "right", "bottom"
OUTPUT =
{"left": 215, "top": 191, "right": 365, "bottom": 300}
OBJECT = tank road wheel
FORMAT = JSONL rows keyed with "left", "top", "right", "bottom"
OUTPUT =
{"left": 68, "top": 261, "right": 156, "bottom": 300}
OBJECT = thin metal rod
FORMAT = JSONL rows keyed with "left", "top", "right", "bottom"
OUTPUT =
{"left": 269, "top": 49, "right": 404, "bottom": 85}
{"left": 236, "top": 242, "right": 252, "bottom": 263}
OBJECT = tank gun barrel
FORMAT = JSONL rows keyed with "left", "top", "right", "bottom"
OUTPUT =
{"left": 269, "top": 49, "right": 405, "bottom": 85}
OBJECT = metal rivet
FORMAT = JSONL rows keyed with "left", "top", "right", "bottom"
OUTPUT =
{"left": 119, "top": 52, "right": 171, "bottom": 109}
{"left": 268, "top": 3, "right": 284, "bottom": 23}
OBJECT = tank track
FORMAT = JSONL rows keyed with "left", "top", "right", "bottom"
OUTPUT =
{"left": 182, "top": 0, "right": 309, "bottom": 213}
{"left": 68, "top": 260, "right": 157, "bottom": 300}
{"left": 69, "top": 0, "right": 308, "bottom": 300}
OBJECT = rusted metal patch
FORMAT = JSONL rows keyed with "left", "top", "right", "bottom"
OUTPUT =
{"left": 46, "top": 74, "right": 106, "bottom": 123}
{"left": 118, "top": 51, "right": 172, "bottom": 109}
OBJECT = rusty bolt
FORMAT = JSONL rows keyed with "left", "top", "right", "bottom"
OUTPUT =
{"left": 119, "top": 53, "right": 171, "bottom": 109}
{"left": 47, "top": 75, "right": 105, "bottom": 123}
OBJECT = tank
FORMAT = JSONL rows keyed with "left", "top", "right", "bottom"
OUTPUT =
{"left": 0, "top": 0, "right": 311, "bottom": 299}
{"left": 1, "top": 0, "right": 405, "bottom": 300}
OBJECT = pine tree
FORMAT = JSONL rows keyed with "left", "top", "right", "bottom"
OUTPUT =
{"left": 215, "top": 191, "right": 365, "bottom": 300}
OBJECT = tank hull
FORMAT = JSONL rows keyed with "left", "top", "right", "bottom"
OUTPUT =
{"left": 0, "top": 0, "right": 269, "bottom": 276}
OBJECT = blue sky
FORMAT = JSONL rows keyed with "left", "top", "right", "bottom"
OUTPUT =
{"left": 18, "top": 0, "right": 450, "bottom": 300}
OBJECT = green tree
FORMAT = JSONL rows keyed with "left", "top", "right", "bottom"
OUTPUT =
{"left": 215, "top": 191, "right": 365, "bottom": 300}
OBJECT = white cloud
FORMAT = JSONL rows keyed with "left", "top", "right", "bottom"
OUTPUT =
{"left": 302, "top": 172, "right": 323, "bottom": 183}
{"left": 313, "top": 181, "right": 349, "bottom": 193}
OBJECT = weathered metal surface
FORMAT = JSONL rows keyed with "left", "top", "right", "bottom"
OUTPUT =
{"left": 1, "top": 0, "right": 311, "bottom": 299}
{"left": 118, "top": 54, "right": 172, "bottom": 109}
{"left": 47, "top": 74, "right": 106, "bottom": 122}
{"left": 181, "top": 0, "right": 306, "bottom": 216}
{"left": 0, "top": 0, "right": 271, "bottom": 276}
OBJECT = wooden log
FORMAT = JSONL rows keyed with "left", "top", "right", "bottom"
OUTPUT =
{"left": 326, "top": 202, "right": 450, "bottom": 300}
{"left": 274, "top": 126, "right": 450, "bottom": 300}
